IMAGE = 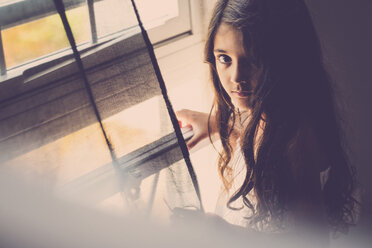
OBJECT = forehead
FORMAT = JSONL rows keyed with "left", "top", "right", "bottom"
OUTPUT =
{"left": 213, "top": 23, "right": 245, "bottom": 55}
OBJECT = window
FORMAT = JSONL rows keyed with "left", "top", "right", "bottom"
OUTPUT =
{"left": 0, "top": 0, "right": 219, "bottom": 218}
{"left": 0, "top": 0, "right": 191, "bottom": 76}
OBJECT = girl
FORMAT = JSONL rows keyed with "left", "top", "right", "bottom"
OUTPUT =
{"left": 176, "top": 0, "right": 357, "bottom": 240}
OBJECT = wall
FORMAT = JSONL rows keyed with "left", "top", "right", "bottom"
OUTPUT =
{"left": 304, "top": 0, "right": 372, "bottom": 233}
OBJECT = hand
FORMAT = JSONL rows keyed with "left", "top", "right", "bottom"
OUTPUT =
{"left": 176, "top": 109, "right": 215, "bottom": 150}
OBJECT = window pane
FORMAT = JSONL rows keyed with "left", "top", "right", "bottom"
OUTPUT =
{"left": 2, "top": 5, "right": 90, "bottom": 69}
{"left": 94, "top": 0, "right": 180, "bottom": 38}
{"left": 1, "top": 0, "right": 187, "bottom": 70}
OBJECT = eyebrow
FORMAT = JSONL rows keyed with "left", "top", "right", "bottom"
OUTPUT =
{"left": 213, "top": 49, "right": 227, "bottom": 53}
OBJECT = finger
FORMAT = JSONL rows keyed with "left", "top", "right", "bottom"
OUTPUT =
{"left": 175, "top": 109, "right": 188, "bottom": 119}
{"left": 176, "top": 109, "right": 192, "bottom": 123}
{"left": 186, "top": 135, "right": 202, "bottom": 150}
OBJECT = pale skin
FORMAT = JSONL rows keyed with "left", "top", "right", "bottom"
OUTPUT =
{"left": 175, "top": 23, "right": 329, "bottom": 243}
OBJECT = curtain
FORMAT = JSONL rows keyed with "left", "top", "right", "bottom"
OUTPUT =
{"left": 0, "top": 0, "right": 202, "bottom": 221}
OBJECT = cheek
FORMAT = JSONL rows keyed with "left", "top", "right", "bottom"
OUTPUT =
{"left": 216, "top": 67, "right": 230, "bottom": 91}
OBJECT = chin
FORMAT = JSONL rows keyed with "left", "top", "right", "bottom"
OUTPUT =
{"left": 233, "top": 100, "right": 252, "bottom": 111}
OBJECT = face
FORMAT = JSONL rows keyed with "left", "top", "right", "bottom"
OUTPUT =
{"left": 213, "top": 23, "right": 261, "bottom": 111}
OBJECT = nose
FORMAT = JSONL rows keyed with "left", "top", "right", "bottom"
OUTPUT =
{"left": 231, "top": 61, "right": 248, "bottom": 84}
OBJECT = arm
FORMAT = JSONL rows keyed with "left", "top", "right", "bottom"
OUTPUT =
{"left": 176, "top": 109, "right": 247, "bottom": 150}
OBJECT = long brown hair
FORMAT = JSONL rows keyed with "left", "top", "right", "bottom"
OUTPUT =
{"left": 205, "top": 0, "right": 358, "bottom": 232}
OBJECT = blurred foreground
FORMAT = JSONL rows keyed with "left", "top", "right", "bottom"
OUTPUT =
{"left": 0, "top": 167, "right": 370, "bottom": 248}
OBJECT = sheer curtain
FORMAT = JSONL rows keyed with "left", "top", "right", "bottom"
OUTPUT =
{"left": 0, "top": 0, "right": 202, "bottom": 220}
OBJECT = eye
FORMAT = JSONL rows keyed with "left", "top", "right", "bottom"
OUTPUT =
{"left": 216, "top": 54, "right": 232, "bottom": 64}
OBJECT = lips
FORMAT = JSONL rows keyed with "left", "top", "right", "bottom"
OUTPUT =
{"left": 231, "top": 90, "right": 252, "bottom": 97}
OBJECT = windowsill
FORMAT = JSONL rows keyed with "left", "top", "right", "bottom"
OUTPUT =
{"left": 0, "top": 29, "right": 204, "bottom": 101}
